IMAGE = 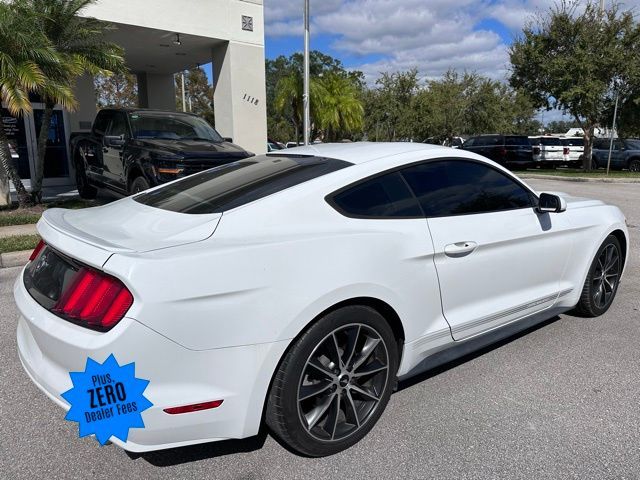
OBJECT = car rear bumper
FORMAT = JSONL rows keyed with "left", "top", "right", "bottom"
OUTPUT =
{"left": 14, "top": 269, "right": 288, "bottom": 452}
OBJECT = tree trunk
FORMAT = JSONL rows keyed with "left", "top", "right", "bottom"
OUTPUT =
{"left": 582, "top": 124, "right": 596, "bottom": 172}
{"left": 32, "top": 101, "right": 55, "bottom": 204}
{"left": 0, "top": 125, "right": 31, "bottom": 207}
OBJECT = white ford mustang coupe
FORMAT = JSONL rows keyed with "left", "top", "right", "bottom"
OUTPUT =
{"left": 16, "top": 143, "right": 628, "bottom": 456}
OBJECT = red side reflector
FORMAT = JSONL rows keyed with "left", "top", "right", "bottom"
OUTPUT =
{"left": 164, "top": 400, "right": 224, "bottom": 415}
{"left": 29, "top": 240, "right": 46, "bottom": 261}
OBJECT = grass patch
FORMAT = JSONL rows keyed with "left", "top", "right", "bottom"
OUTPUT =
{"left": 522, "top": 168, "right": 640, "bottom": 178}
{"left": 0, "top": 234, "right": 40, "bottom": 254}
{"left": 0, "top": 198, "right": 98, "bottom": 227}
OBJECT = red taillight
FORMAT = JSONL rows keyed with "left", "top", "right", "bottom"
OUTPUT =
{"left": 563, "top": 147, "right": 570, "bottom": 155}
{"left": 52, "top": 267, "right": 133, "bottom": 331}
{"left": 29, "top": 240, "right": 46, "bottom": 261}
{"left": 163, "top": 400, "right": 224, "bottom": 415}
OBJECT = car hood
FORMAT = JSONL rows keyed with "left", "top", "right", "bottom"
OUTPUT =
{"left": 135, "top": 138, "right": 250, "bottom": 159}
{"left": 38, "top": 198, "right": 222, "bottom": 257}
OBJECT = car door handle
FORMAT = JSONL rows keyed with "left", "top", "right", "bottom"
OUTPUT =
{"left": 444, "top": 241, "right": 478, "bottom": 258}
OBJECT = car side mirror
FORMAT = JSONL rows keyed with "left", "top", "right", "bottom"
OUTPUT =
{"left": 537, "top": 193, "right": 567, "bottom": 213}
{"left": 223, "top": 137, "right": 233, "bottom": 143}
{"left": 104, "top": 134, "right": 125, "bottom": 148}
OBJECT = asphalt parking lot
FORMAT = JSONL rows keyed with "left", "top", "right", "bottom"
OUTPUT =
{"left": 1, "top": 178, "right": 639, "bottom": 480}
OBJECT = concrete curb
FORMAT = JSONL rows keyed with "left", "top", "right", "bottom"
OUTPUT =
{"left": 520, "top": 174, "right": 640, "bottom": 184}
{"left": 0, "top": 224, "right": 38, "bottom": 239}
{"left": 0, "top": 250, "right": 31, "bottom": 269}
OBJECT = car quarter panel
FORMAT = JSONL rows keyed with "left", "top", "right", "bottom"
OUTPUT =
{"left": 103, "top": 190, "right": 449, "bottom": 362}
{"left": 552, "top": 198, "right": 629, "bottom": 309}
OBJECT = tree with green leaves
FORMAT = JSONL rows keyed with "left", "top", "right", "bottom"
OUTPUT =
{"left": 95, "top": 72, "right": 137, "bottom": 108}
{"left": 0, "top": 1, "right": 66, "bottom": 207}
{"left": 510, "top": 1, "right": 640, "bottom": 170}
{"left": 175, "top": 68, "right": 215, "bottom": 126}
{"left": 315, "top": 73, "right": 364, "bottom": 142}
{"left": 267, "top": 51, "right": 365, "bottom": 142}
{"left": 17, "top": 0, "right": 126, "bottom": 203}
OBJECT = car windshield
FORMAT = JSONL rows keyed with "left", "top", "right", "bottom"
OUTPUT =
{"left": 129, "top": 113, "right": 223, "bottom": 142}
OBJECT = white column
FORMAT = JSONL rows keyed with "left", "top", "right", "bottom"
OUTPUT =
{"left": 212, "top": 41, "right": 267, "bottom": 154}
{"left": 137, "top": 73, "right": 176, "bottom": 111}
{"left": 68, "top": 74, "right": 97, "bottom": 132}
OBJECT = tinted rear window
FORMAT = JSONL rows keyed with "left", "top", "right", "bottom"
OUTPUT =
{"left": 331, "top": 172, "right": 422, "bottom": 218}
{"left": 134, "top": 155, "right": 351, "bottom": 214}
{"left": 563, "top": 138, "right": 584, "bottom": 146}
{"left": 540, "top": 137, "right": 562, "bottom": 146}
{"left": 505, "top": 136, "right": 530, "bottom": 146}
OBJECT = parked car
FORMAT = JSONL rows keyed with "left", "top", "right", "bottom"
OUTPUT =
{"left": 462, "top": 134, "right": 533, "bottom": 169}
{"left": 424, "top": 136, "right": 465, "bottom": 148}
{"left": 561, "top": 137, "right": 584, "bottom": 166}
{"left": 529, "top": 136, "right": 570, "bottom": 167}
{"left": 267, "top": 140, "right": 284, "bottom": 152}
{"left": 286, "top": 141, "right": 301, "bottom": 148}
{"left": 17, "top": 142, "right": 627, "bottom": 457}
{"left": 592, "top": 138, "right": 640, "bottom": 171}
{"left": 69, "top": 108, "right": 253, "bottom": 198}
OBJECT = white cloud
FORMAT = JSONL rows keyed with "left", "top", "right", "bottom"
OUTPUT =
{"left": 263, "top": 0, "right": 640, "bottom": 82}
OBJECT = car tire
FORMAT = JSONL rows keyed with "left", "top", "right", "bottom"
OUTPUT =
{"left": 628, "top": 159, "right": 640, "bottom": 172}
{"left": 129, "top": 176, "right": 150, "bottom": 195}
{"left": 266, "top": 305, "right": 398, "bottom": 457}
{"left": 75, "top": 160, "right": 97, "bottom": 200}
{"left": 571, "top": 235, "right": 622, "bottom": 318}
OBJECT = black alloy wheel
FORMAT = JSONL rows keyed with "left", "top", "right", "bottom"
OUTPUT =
{"left": 572, "top": 235, "right": 622, "bottom": 317}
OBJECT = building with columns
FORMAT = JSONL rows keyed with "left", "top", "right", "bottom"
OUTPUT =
{"left": 3, "top": 0, "right": 267, "bottom": 190}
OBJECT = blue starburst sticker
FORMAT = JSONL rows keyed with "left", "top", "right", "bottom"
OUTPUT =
{"left": 61, "top": 354, "right": 153, "bottom": 445}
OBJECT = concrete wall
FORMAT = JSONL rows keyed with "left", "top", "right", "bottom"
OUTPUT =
{"left": 67, "top": 74, "right": 97, "bottom": 132}
{"left": 212, "top": 41, "right": 267, "bottom": 154}
{"left": 82, "top": 0, "right": 264, "bottom": 46}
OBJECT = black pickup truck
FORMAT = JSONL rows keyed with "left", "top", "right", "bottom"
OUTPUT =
{"left": 69, "top": 108, "right": 253, "bottom": 198}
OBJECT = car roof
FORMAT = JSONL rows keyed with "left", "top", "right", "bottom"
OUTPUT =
{"left": 277, "top": 142, "right": 453, "bottom": 165}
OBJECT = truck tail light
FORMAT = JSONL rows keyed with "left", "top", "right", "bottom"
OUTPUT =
{"left": 52, "top": 267, "right": 133, "bottom": 331}
{"left": 563, "top": 147, "right": 570, "bottom": 155}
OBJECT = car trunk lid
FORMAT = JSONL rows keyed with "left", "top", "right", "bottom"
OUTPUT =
{"left": 38, "top": 198, "right": 222, "bottom": 266}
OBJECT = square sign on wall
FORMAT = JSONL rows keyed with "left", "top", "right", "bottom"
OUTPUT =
{"left": 242, "top": 15, "right": 253, "bottom": 32}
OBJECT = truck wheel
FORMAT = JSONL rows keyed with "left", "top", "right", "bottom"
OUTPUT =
{"left": 129, "top": 176, "right": 150, "bottom": 195}
{"left": 75, "top": 161, "right": 97, "bottom": 199}
{"left": 628, "top": 159, "right": 640, "bottom": 172}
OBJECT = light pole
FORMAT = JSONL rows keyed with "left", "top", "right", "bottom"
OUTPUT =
{"left": 303, "top": 0, "right": 310, "bottom": 145}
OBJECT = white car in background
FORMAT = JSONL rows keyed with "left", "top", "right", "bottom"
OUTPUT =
{"left": 562, "top": 137, "right": 585, "bottom": 166}
{"left": 530, "top": 136, "right": 570, "bottom": 167}
{"left": 16, "top": 143, "right": 628, "bottom": 456}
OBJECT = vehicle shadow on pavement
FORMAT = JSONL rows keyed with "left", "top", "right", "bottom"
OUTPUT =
{"left": 129, "top": 428, "right": 270, "bottom": 466}
{"left": 398, "top": 315, "right": 562, "bottom": 392}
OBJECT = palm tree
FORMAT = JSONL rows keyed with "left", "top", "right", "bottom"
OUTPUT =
{"left": 0, "top": 1, "right": 65, "bottom": 207}
{"left": 316, "top": 74, "right": 364, "bottom": 142}
{"left": 274, "top": 69, "right": 325, "bottom": 144}
{"left": 23, "top": 0, "right": 125, "bottom": 203}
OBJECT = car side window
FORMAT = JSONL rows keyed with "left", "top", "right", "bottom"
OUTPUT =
{"left": 331, "top": 172, "right": 422, "bottom": 218}
{"left": 107, "top": 113, "right": 129, "bottom": 138}
{"left": 464, "top": 138, "right": 475, "bottom": 147}
{"left": 92, "top": 111, "right": 110, "bottom": 136}
{"left": 401, "top": 159, "right": 534, "bottom": 217}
